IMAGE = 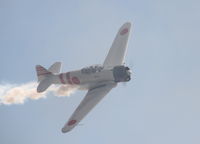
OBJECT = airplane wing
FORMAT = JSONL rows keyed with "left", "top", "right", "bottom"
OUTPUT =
{"left": 62, "top": 83, "right": 117, "bottom": 133}
{"left": 103, "top": 22, "right": 132, "bottom": 68}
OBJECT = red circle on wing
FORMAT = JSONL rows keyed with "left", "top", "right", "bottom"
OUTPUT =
{"left": 120, "top": 28, "right": 128, "bottom": 35}
{"left": 72, "top": 77, "right": 80, "bottom": 84}
{"left": 68, "top": 120, "right": 77, "bottom": 126}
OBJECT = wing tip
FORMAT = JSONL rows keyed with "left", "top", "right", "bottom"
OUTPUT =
{"left": 120, "top": 22, "right": 132, "bottom": 30}
{"left": 61, "top": 127, "right": 71, "bottom": 133}
{"left": 61, "top": 119, "right": 77, "bottom": 133}
{"left": 124, "top": 21, "right": 131, "bottom": 25}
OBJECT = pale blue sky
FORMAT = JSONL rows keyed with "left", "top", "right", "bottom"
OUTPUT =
{"left": 0, "top": 0, "right": 200, "bottom": 144}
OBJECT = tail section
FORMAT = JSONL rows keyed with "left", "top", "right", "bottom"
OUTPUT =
{"left": 35, "top": 62, "right": 62, "bottom": 93}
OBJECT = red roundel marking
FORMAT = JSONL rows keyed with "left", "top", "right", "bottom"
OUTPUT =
{"left": 68, "top": 120, "right": 77, "bottom": 126}
{"left": 120, "top": 28, "right": 128, "bottom": 35}
{"left": 72, "top": 77, "right": 80, "bottom": 84}
{"left": 36, "top": 66, "right": 51, "bottom": 76}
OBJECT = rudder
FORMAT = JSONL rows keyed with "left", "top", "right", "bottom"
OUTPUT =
{"left": 36, "top": 65, "right": 52, "bottom": 82}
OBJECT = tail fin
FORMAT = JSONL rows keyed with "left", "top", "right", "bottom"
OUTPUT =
{"left": 36, "top": 65, "right": 52, "bottom": 82}
{"left": 35, "top": 62, "right": 61, "bottom": 93}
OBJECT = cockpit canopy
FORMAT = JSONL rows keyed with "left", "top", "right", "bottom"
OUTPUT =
{"left": 81, "top": 65, "right": 104, "bottom": 74}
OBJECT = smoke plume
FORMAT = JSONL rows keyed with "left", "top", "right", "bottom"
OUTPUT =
{"left": 0, "top": 82, "right": 78, "bottom": 105}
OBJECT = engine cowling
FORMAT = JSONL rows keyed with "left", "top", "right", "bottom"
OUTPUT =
{"left": 113, "top": 66, "right": 131, "bottom": 82}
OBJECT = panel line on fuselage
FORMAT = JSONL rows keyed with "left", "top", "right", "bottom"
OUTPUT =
{"left": 59, "top": 73, "right": 66, "bottom": 84}
{"left": 66, "top": 72, "right": 73, "bottom": 84}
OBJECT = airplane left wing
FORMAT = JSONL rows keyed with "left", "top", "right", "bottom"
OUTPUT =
{"left": 62, "top": 83, "right": 117, "bottom": 133}
{"left": 103, "top": 22, "right": 131, "bottom": 68}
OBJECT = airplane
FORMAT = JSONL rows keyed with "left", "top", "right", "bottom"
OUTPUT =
{"left": 36, "top": 22, "right": 132, "bottom": 133}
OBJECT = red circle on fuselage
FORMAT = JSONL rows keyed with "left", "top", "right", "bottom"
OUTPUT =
{"left": 72, "top": 77, "right": 80, "bottom": 84}
{"left": 68, "top": 120, "right": 77, "bottom": 126}
{"left": 120, "top": 28, "right": 128, "bottom": 35}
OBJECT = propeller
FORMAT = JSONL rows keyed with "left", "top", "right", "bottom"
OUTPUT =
{"left": 122, "top": 60, "right": 134, "bottom": 86}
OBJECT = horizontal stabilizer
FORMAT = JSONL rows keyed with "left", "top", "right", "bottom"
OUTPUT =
{"left": 48, "top": 62, "right": 61, "bottom": 73}
{"left": 37, "top": 77, "right": 52, "bottom": 93}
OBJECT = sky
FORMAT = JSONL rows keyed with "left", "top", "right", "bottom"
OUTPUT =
{"left": 0, "top": 0, "right": 200, "bottom": 143}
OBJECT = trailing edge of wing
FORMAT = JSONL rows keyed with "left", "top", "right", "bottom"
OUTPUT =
{"left": 103, "top": 22, "right": 132, "bottom": 68}
{"left": 61, "top": 83, "right": 116, "bottom": 133}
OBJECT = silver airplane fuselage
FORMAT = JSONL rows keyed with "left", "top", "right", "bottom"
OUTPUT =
{"left": 51, "top": 65, "right": 131, "bottom": 90}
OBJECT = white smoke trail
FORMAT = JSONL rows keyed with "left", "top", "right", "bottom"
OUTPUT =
{"left": 0, "top": 82, "right": 78, "bottom": 105}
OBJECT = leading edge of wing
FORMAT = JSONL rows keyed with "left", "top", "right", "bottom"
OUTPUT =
{"left": 61, "top": 82, "right": 117, "bottom": 133}
{"left": 103, "top": 22, "right": 132, "bottom": 68}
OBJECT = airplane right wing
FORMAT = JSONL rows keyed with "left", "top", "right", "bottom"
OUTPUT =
{"left": 103, "top": 22, "right": 132, "bottom": 68}
{"left": 61, "top": 82, "right": 117, "bottom": 133}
